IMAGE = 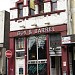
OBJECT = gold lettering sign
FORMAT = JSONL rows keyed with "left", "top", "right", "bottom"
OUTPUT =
{"left": 17, "top": 26, "right": 55, "bottom": 36}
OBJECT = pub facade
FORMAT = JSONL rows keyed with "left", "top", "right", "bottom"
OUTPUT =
{"left": 9, "top": 0, "right": 69, "bottom": 75}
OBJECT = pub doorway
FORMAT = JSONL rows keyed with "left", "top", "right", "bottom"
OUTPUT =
{"left": 49, "top": 33, "right": 62, "bottom": 75}
{"left": 69, "top": 45, "right": 75, "bottom": 75}
{"left": 27, "top": 35, "right": 48, "bottom": 75}
{"left": 50, "top": 56, "right": 62, "bottom": 75}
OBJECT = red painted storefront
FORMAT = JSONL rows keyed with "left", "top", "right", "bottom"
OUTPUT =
{"left": 8, "top": 24, "right": 70, "bottom": 75}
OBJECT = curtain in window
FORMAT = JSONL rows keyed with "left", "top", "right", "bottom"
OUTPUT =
{"left": 30, "top": 0, "right": 35, "bottom": 10}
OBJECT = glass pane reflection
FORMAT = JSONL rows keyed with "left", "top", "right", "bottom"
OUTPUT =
{"left": 28, "top": 37, "right": 37, "bottom": 60}
{"left": 38, "top": 36, "right": 47, "bottom": 59}
{"left": 38, "top": 63, "right": 47, "bottom": 75}
{"left": 28, "top": 64, "right": 37, "bottom": 75}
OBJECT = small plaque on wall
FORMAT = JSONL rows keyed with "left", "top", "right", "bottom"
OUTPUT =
{"left": 63, "top": 61, "right": 66, "bottom": 66}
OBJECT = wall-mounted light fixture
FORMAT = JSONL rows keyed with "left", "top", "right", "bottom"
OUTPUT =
{"left": 20, "top": 25, "right": 25, "bottom": 28}
{"left": 45, "top": 22, "right": 50, "bottom": 26}
{"left": 31, "top": 24, "right": 37, "bottom": 27}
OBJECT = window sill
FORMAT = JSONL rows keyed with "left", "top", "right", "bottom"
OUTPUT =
{"left": 16, "top": 48, "right": 25, "bottom": 51}
{"left": 16, "top": 57, "right": 25, "bottom": 59}
{"left": 10, "top": 10, "right": 65, "bottom": 21}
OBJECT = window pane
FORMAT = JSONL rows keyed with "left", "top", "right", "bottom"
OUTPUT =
{"left": 51, "top": 0, "right": 57, "bottom": 2}
{"left": 28, "top": 64, "right": 37, "bottom": 75}
{"left": 19, "top": 9, "right": 23, "bottom": 17}
{"left": 39, "top": 0, "right": 43, "bottom": 2}
{"left": 16, "top": 51, "right": 25, "bottom": 57}
{"left": 50, "top": 33, "right": 61, "bottom": 48}
{"left": 18, "top": 3, "right": 23, "bottom": 17}
{"left": 16, "top": 38, "right": 24, "bottom": 50}
{"left": 39, "top": 3, "right": 44, "bottom": 13}
{"left": 38, "top": 36, "right": 47, "bottom": 59}
{"left": 30, "top": 9, "right": 35, "bottom": 15}
{"left": 19, "top": 68, "right": 23, "bottom": 74}
{"left": 38, "top": 63, "right": 47, "bottom": 75}
{"left": 28, "top": 37, "right": 37, "bottom": 60}
{"left": 18, "top": 4, "right": 23, "bottom": 9}
{"left": 52, "top": 2, "right": 57, "bottom": 11}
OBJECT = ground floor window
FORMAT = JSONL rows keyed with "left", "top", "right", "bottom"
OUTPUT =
{"left": 15, "top": 37, "right": 25, "bottom": 75}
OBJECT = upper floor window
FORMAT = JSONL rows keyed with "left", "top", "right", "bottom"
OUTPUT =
{"left": 28, "top": 0, "right": 44, "bottom": 15}
{"left": 51, "top": 0, "right": 57, "bottom": 11}
{"left": 19, "top": 68, "right": 23, "bottom": 74}
{"left": 38, "top": 0, "right": 44, "bottom": 14}
{"left": 29, "top": 8, "right": 35, "bottom": 15}
{"left": 17, "top": 3, "right": 23, "bottom": 18}
{"left": 28, "top": 0, "right": 35, "bottom": 15}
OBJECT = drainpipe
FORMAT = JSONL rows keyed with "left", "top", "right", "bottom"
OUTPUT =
{"left": 71, "top": 0, "right": 75, "bottom": 34}
{"left": 67, "top": 0, "right": 72, "bottom": 35}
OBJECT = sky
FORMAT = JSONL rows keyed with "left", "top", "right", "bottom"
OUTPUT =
{"left": 0, "top": 0, "right": 10, "bottom": 12}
